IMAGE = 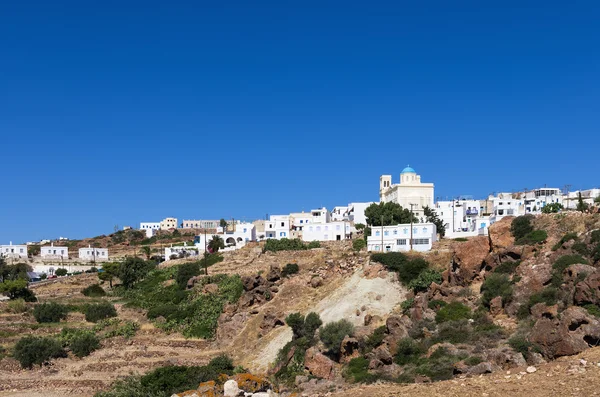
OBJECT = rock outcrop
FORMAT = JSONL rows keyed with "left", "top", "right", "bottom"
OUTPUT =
{"left": 451, "top": 236, "right": 490, "bottom": 283}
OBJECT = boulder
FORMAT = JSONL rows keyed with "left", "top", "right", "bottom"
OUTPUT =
{"left": 529, "top": 306, "right": 600, "bottom": 358}
{"left": 265, "top": 266, "right": 281, "bottom": 282}
{"left": 242, "top": 276, "right": 258, "bottom": 291}
{"left": 489, "top": 296, "right": 503, "bottom": 316}
{"left": 202, "top": 283, "right": 219, "bottom": 295}
{"left": 223, "top": 380, "right": 241, "bottom": 397}
{"left": 232, "top": 373, "right": 270, "bottom": 393}
{"left": 304, "top": 347, "right": 335, "bottom": 380}
{"left": 373, "top": 345, "right": 393, "bottom": 365}
{"left": 340, "top": 336, "right": 360, "bottom": 363}
{"left": 565, "top": 264, "right": 597, "bottom": 285}
{"left": 238, "top": 293, "right": 255, "bottom": 308}
{"left": 488, "top": 217, "right": 515, "bottom": 251}
{"left": 484, "top": 347, "right": 527, "bottom": 368}
{"left": 530, "top": 303, "right": 558, "bottom": 320}
{"left": 386, "top": 315, "right": 410, "bottom": 338}
{"left": 310, "top": 276, "right": 324, "bottom": 288}
{"left": 574, "top": 272, "right": 600, "bottom": 305}
{"left": 468, "top": 361, "right": 494, "bottom": 375}
{"left": 452, "top": 236, "right": 491, "bottom": 283}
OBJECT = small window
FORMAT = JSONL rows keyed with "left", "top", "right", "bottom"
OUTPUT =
{"left": 300, "top": 220, "right": 303, "bottom": 224}
{"left": 384, "top": 231, "right": 389, "bottom": 236}
{"left": 281, "top": 222, "right": 285, "bottom": 227}
{"left": 397, "top": 239, "right": 407, "bottom": 245}
{"left": 393, "top": 230, "right": 398, "bottom": 235}
{"left": 375, "top": 231, "right": 380, "bottom": 237}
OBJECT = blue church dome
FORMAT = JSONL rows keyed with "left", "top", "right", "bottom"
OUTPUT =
{"left": 401, "top": 165, "right": 416, "bottom": 174}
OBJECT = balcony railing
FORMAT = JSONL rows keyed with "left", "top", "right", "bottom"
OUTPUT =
{"left": 466, "top": 209, "right": 478, "bottom": 216}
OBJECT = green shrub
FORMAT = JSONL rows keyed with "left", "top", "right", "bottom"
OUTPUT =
{"left": 352, "top": 239, "right": 366, "bottom": 252}
{"left": 13, "top": 336, "right": 66, "bottom": 368}
{"left": 364, "top": 326, "right": 387, "bottom": 351}
{"left": 85, "top": 303, "right": 117, "bottom": 323}
{"left": 281, "top": 263, "right": 300, "bottom": 277}
{"left": 264, "top": 238, "right": 312, "bottom": 252}
{"left": 427, "top": 300, "right": 447, "bottom": 310}
{"left": 370, "top": 253, "right": 430, "bottom": 286}
{"left": 394, "top": 337, "right": 425, "bottom": 365}
{"left": 552, "top": 232, "right": 578, "bottom": 251}
{"left": 572, "top": 242, "right": 590, "bottom": 257}
{"left": 551, "top": 255, "right": 587, "bottom": 287}
{"left": 494, "top": 260, "right": 520, "bottom": 274}
{"left": 147, "top": 304, "right": 179, "bottom": 320}
{"left": 511, "top": 215, "right": 534, "bottom": 240}
{"left": 401, "top": 298, "right": 414, "bottom": 313}
{"left": 415, "top": 347, "right": 457, "bottom": 381}
{"left": 453, "top": 237, "right": 468, "bottom": 242}
{"left": 307, "top": 241, "right": 321, "bottom": 249}
{"left": 592, "top": 244, "right": 600, "bottom": 263}
{"left": 319, "top": 319, "right": 355, "bottom": 355}
{"left": 591, "top": 230, "right": 600, "bottom": 245}
{"left": 176, "top": 261, "right": 200, "bottom": 289}
{"left": 7, "top": 298, "right": 28, "bottom": 313}
{"left": 82, "top": 284, "right": 106, "bottom": 297}
{"left": 435, "top": 301, "right": 471, "bottom": 323}
{"left": 584, "top": 304, "right": 600, "bottom": 317}
{"left": 465, "top": 356, "right": 483, "bottom": 366}
{"left": 55, "top": 268, "right": 68, "bottom": 276}
{"left": 33, "top": 302, "right": 68, "bottom": 323}
{"left": 345, "top": 356, "right": 377, "bottom": 383}
{"left": 407, "top": 269, "right": 442, "bottom": 293}
{"left": 481, "top": 273, "right": 513, "bottom": 307}
{"left": 94, "top": 376, "right": 149, "bottom": 397}
{"left": 0, "top": 279, "right": 37, "bottom": 302}
{"left": 285, "top": 312, "right": 322, "bottom": 340}
{"left": 508, "top": 335, "right": 534, "bottom": 357}
{"left": 516, "top": 230, "right": 548, "bottom": 245}
{"left": 434, "top": 320, "right": 472, "bottom": 344}
{"left": 61, "top": 328, "right": 100, "bottom": 357}
{"left": 518, "top": 287, "right": 559, "bottom": 319}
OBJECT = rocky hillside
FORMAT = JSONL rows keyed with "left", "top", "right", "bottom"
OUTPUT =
{"left": 1, "top": 212, "right": 600, "bottom": 397}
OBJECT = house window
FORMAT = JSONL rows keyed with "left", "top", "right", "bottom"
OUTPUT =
{"left": 393, "top": 230, "right": 398, "bottom": 235}
{"left": 375, "top": 231, "right": 380, "bottom": 237}
{"left": 243, "top": 228, "right": 247, "bottom": 233}
{"left": 280, "top": 232, "right": 286, "bottom": 237}
{"left": 324, "top": 234, "right": 328, "bottom": 239}
{"left": 397, "top": 239, "right": 407, "bottom": 245}
{"left": 422, "top": 227, "right": 428, "bottom": 233}
{"left": 413, "top": 238, "right": 429, "bottom": 245}
{"left": 336, "top": 225, "right": 341, "bottom": 230}
{"left": 281, "top": 222, "right": 285, "bottom": 227}
{"left": 384, "top": 231, "right": 389, "bottom": 236}
{"left": 309, "top": 226, "right": 313, "bottom": 231}
{"left": 403, "top": 228, "right": 408, "bottom": 234}
{"left": 300, "top": 220, "right": 303, "bottom": 224}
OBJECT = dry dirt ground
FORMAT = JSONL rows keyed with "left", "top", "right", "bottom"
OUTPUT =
{"left": 334, "top": 346, "right": 600, "bottom": 397}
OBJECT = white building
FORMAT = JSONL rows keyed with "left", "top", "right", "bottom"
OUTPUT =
{"left": 78, "top": 245, "right": 109, "bottom": 262}
{"left": 165, "top": 243, "right": 199, "bottom": 260}
{"left": 0, "top": 242, "right": 28, "bottom": 259}
{"left": 521, "top": 188, "right": 563, "bottom": 213}
{"left": 367, "top": 223, "right": 437, "bottom": 252}
{"left": 265, "top": 215, "right": 291, "bottom": 239}
{"left": 379, "top": 166, "right": 434, "bottom": 219}
{"left": 182, "top": 219, "right": 223, "bottom": 229}
{"left": 40, "top": 243, "right": 69, "bottom": 260}
{"left": 140, "top": 222, "right": 160, "bottom": 238}
{"left": 367, "top": 223, "right": 437, "bottom": 253}
{"left": 195, "top": 223, "right": 256, "bottom": 252}
{"left": 302, "top": 221, "right": 353, "bottom": 242}
{"left": 564, "top": 188, "right": 600, "bottom": 210}
{"left": 331, "top": 206, "right": 350, "bottom": 222}
{"left": 160, "top": 217, "right": 178, "bottom": 230}
{"left": 347, "top": 202, "right": 374, "bottom": 225}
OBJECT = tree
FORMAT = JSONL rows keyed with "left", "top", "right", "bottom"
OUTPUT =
{"left": 595, "top": 196, "right": 600, "bottom": 204}
{"left": 577, "top": 192, "right": 589, "bottom": 212}
{"left": 364, "top": 202, "right": 418, "bottom": 227}
{"left": 140, "top": 246, "right": 152, "bottom": 260}
{"left": 510, "top": 215, "right": 534, "bottom": 240}
{"left": 13, "top": 336, "right": 66, "bottom": 369}
{"left": 27, "top": 245, "right": 40, "bottom": 257}
{"left": 55, "top": 268, "right": 68, "bottom": 277}
{"left": 423, "top": 206, "right": 446, "bottom": 238}
{"left": 98, "top": 262, "right": 120, "bottom": 288}
{"left": 219, "top": 218, "right": 228, "bottom": 231}
{"left": 118, "top": 257, "right": 156, "bottom": 289}
{"left": 541, "top": 203, "right": 563, "bottom": 214}
{"left": 208, "top": 236, "right": 225, "bottom": 253}
{"left": 319, "top": 319, "right": 355, "bottom": 356}
{"left": 1, "top": 262, "right": 32, "bottom": 282}
{"left": 0, "top": 279, "right": 37, "bottom": 301}
{"left": 354, "top": 223, "right": 365, "bottom": 230}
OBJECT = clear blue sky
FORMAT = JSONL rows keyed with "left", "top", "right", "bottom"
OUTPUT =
{"left": 1, "top": 1, "right": 598, "bottom": 243}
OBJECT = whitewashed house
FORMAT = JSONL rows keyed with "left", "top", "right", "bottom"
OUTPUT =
{"left": 140, "top": 222, "right": 160, "bottom": 238}
{"left": 160, "top": 217, "right": 178, "bottom": 230}
{"left": 78, "top": 245, "right": 109, "bottom": 262}
{"left": 265, "top": 215, "right": 291, "bottom": 239}
{"left": 367, "top": 223, "right": 437, "bottom": 253}
{"left": 41, "top": 243, "right": 69, "bottom": 259}
{"left": 302, "top": 221, "right": 353, "bottom": 242}
{"left": 195, "top": 222, "right": 256, "bottom": 252}
{"left": 564, "top": 188, "right": 600, "bottom": 210}
{"left": 0, "top": 242, "right": 28, "bottom": 259}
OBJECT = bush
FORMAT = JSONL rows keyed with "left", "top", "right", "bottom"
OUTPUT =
{"left": 394, "top": 337, "right": 425, "bottom": 365}
{"left": 591, "top": 230, "right": 600, "bottom": 245}
{"left": 434, "top": 320, "right": 472, "bottom": 344}
{"left": 352, "top": 239, "right": 366, "bottom": 252}
{"left": 319, "top": 319, "right": 355, "bottom": 355}
{"left": 551, "top": 255, "right": 587, "bottom": 287}
{"left": 508, "top": 335, "right": 535, "bottom": 357}
{"left": 407, "top": 268, "right": 442, "bottom": 293}
{"left": 518, "top": 287, "right": 559, "bottom": 319}
{"left": 511, "top": 215, "right": 534, "bottom": 240}
{"left": 307, "top": 241, "right": 321, "bottom": 249}
{"left": 13, "top": 336, "right": 66, "bottom": 368}
{"left": 370, "top": 253, "right": 430, "bottom": 286}
{"left": 427, "top": 300, "right": 447, "bottom": 310}
{"left": 494, "top": 260, "right": 520, "bottom": 274}
{"left": 415, "top": 347, "right": 457, "bottom": 381}
{"left": 264, "top": 238, "right": 311, "bottom": 252}
{"left": 584, "top": 304, "right": 600, "bottom": 317}
{"left": 516, "top": 230, "right": 548, "bottom": 245}
{"left": 552, "top": 232, "right": 578, "bottom": 251}
{"left": 281, "top": 263, "right": 299, "bottom": 277}
{"left": 0, "top": 279, "right": 37, "bottom": 302}
{"left": 55, "top": 268, "right": 68, "bottom": 277}
{"left": 401, "top": 298, "right": 414, "bottom": 313}
{"left": 94, "top": 376, "right": 148, "bottom": 397}
{"left": 176, "top": 261, "right": 200, "bottom": 289}
{"left": 147, "top": 304, "right": 179, "bottom": 320}
{"left": 435, "top": 301, "right": 471, "bottom": 323}
{"left": 465, "top": 356, "right": 483, "bottom": 366}
{"left": 60, "top": 328, "right": 100, "bottom": 357}
{"left": 7, "top": 298, "right": 28, "bottom": 313}
{"left": 118, "top": 257, "right": 157, "bottom": 289}
{"left": 572, "top": 242, "right": 590, "bottom": 257}
{"left": 284, "top": 312, "right": 322, "bottom": 340}
{"left": 481, "top": 273, "right": 513, "bottom": 307}
{"left": 33, "top": 302, "right": 68, "bottom": 323}
{"left": 453, "top": 237, "right": 468, "bottom": 242}
{"left": 85, "top": 303, "right": 117, "bottom": 323}
{"left": 81, "top": 284, "right": 106, "bottom": 297}
{"left": 345, "top": 356, "right": 377, "bottom": 383}
{"left": 364, "top": 326, "right": 387, "bottom": 351}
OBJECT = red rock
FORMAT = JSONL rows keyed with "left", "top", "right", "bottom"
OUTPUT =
{"left": 304, "top": 347, "right": 335, "bottom": 380}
